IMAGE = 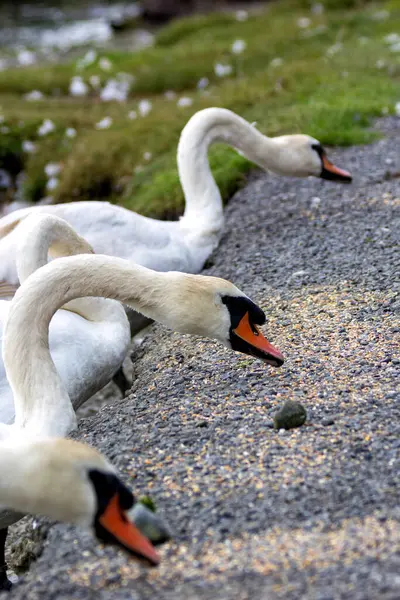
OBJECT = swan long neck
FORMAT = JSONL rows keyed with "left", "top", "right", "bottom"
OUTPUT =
{"left": 15, "top": 213, "right": 124, "bottom": 324}
{"left": 3, "top": 255, "right": 170, "bottom": 436}
{"left": 16, "top": 214, "right": 92, "bottom": 284}
{"left": 178, "top": 107, "right": 278, "bottom": 229}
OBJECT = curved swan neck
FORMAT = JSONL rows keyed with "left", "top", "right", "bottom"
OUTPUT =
{"left": 178, "top": 107, "right": 278, "bottom": 226}
{"left": 15, "top": 214, "right": 124, "bottom": 324}
{"left": 16, "top": 214, "right": 93, "bottom": 284}
{"left": 3, "top": 255, "right": 169, "bottom": 434}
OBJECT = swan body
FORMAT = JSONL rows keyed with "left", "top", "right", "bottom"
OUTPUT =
{"left": 0, "top": 436, "right": 160, "bottom": 568}
{"left": 0, "top": 108, "right": 352, "bottom": 287}
{"left": 0, "top": 215, "right": 130, "bottom": 426}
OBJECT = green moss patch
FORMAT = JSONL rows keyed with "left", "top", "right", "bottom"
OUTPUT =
{"left": 0, "top": 0, "right": 398, "bottom": 216}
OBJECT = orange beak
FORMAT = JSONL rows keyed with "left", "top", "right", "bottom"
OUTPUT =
{"left": 99, "top": 494, "right": 160, "bottom": 566}
{"left": 321, "top": 154, "right": 352, "bottom": 183}
{"left": 233, "top": 312, "right": 284, "bottom": 367}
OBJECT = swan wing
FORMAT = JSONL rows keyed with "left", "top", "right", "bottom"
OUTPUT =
{"left": 47, "top": 308, "right": 130, "bottom": 410}
{"left": 0, "top": 304, "right": 130, "bottom": 424}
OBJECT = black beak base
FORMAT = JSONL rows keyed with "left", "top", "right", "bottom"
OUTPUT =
{"left": 320, "top": 166, "right": 352, "bottom": 183}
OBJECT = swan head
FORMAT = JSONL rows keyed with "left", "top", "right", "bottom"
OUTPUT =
{"left": 270, "top": 134, "right": 352, "bottom": 182}
{"left": 156, "top": 274, "right": 284, "bottom": 367}
{"left": 16, "top": 438, "right": 160, "bottom": 566}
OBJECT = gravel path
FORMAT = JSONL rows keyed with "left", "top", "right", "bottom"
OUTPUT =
{"left": 3, "top": 118, "right": 400, "bottom": 600}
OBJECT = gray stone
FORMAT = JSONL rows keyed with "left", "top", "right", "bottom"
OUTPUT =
{"left": 130, "top": 504, "right": 172, "bottom": 545}
{"left": 273, "top": 400, "right": 307, "bottom": 430}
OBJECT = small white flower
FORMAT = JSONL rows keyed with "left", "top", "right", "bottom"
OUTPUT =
{"left": 22, "top": 140, "right": 36, "bottom": 153}
{"left": 177, "top": 96, "right": 193, "bottom": 108}
{"left": 69, "top": 76, "right": 89, "bottom": 97}
{"left": 384, "top": 33, "right": 400, "bottom": 44}
{"left": 270, "top": 57, "right": 283, "bottom": 68}
{"left": 17, "top": 49, "right": 36, "bottom": 66}
{"left": 85, "top": 49, "right": 98, "bottom": 64}
{"left": 38, "top": 119, "right": 55, "bottom": 136}
{"left": 76, "top": 49, "right": 97, "bottom": 70}
{"left": 100, "top": 78, "right": 130, "bottom": 102}
{"left": 89, "top": 75, "right": 101, "bottom": 89}
{"left": 143, "top": 151, "right": 152, "bottom": 161}
{"left": 46, "top": 177, "right": 59, "bottom": 191}
{"left": 297, "top": 17, "right": 311, "bottom": 28}
{"left": 376, "top": 59, "right": 386, "bottom": 69}
{"left": 164, "top": 90, "right": 176, "bottom": 100}
{"left": 24, "top": 90, "right": 44, "bottom": 102}
{"left": 235, "top": 10, "right": 248, "bottom": 22}
{"left": 371, "top": 10, "right": 389, "bottom": 21}
{"left": 95, "top": 116, "right": 113, "bottom": 130}
{"left": 311, "top": 3, "right": 324, "bottom": 15}
{"left": 128, "top": 110, "right": 137, "bottom": 120}
{"left": 99, "top": 57, "right": 112, "bottom": 71}
{"left": 65, "top": 127, "right": 77, "bottom": 138}
{"left": 390, "top": 42, "right": 400, "bottom": 52}
{"left": 44, "top": 163, "right": 61, "bottom": 178}
{"left": 326, "top": 43, "right": 342, "bottom": 57}
{"left": 138, "top": 99, "right": 152, "bottom": 117}
{"left": 197, "top": 77, "right": 209, "bottom": 90}
{"left": 231, "top": 39, "right": 246, "bottom": 55}
{"left": 0, "top": 126, "right": 9, "bottom": 134}
{"left": 395, "top": 102, "right": 400, "bottom": 117}
{"left": 214, "top": 63, "right": 232, "bottom": 77}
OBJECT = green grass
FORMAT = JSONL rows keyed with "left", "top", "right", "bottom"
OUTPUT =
{"left": 0, "top": 0, "right": 399, "bottom": 217}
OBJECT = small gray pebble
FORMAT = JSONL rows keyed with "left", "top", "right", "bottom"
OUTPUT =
{"left": 273, "top": 400, "right": 307, "bottom": 430}
{"left": 130, "top": 504, "right": 172, "bottom": 545}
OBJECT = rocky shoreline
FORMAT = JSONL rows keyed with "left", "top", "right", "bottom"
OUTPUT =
{"left": 3, "top": 118, "right": 400, "bottom": 599}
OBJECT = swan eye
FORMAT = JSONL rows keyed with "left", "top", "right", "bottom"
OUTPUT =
{"left": 221, "top": 295, "right": 266, "bottom": 329}
{"left": 88, "top": 469, "right": 135, "bottom": 518}
{"left": 311, "top": 142, "right": 324, "bottom": 158}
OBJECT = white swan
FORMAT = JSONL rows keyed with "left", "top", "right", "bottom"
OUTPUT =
{"left": 0, "top": 242, "right": 284, "bottom": 587}
{"left": 2, "top": 251, "right": 284, "bottom": 440}
{"left": 0, "top": 436, "right": 160, "bottom": 590}
{"left": 0, "top": 214, "right": 131, "bottom": 426}
{"left": 0, "top": 107, "right": 352, "bottom": 290}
